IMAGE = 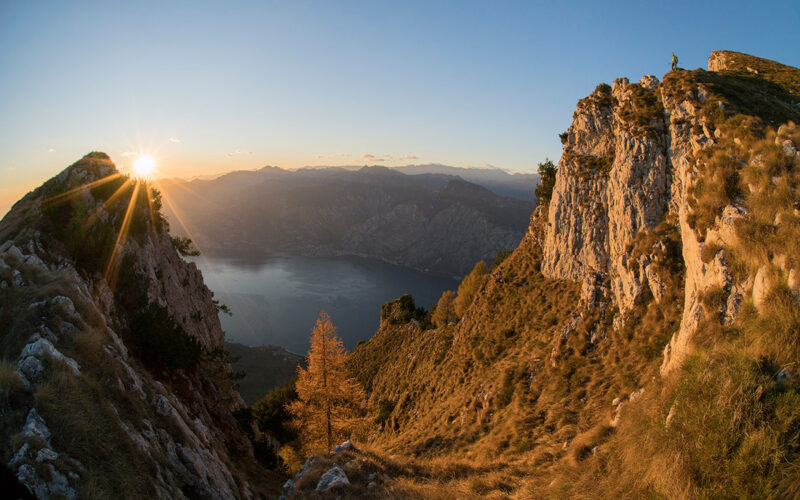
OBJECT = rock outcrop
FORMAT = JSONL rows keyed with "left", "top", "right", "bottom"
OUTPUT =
{"left": 0, "top": 153, "right": 272, "bottom": 498}
{"left": 541, "top": 51, "right": 800, "bottom": 373}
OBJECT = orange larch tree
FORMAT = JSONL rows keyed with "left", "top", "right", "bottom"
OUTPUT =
{"left": 287, "top": 311, "right": 368, "bottom": 454}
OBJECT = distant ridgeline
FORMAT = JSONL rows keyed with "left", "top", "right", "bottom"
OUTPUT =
{"left": 157, "top": 165, "right": 536, "bottom": 277}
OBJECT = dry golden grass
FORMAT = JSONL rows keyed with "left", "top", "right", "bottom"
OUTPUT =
{"left": 341, "top": 66, "right": 800, "bottom": 498}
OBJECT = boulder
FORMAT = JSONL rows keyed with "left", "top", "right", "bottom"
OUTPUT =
{"left": 333, "top": 440, "right": 355, "bottom": 454}
{"left": 639, "top": 74, "right": 659, "bottom": 90}
{"left": 17, "top": 463, "right": 77, "bottom": 500}
{"left": 293, "top": 455, "right": 319, "bottom": 482}
{"left": 315, "top": 465, "right": 350, "bottom": 492}
{"left": 18, "top": 356, "right": 44, "bottom": 382}
{"left": 22, "top": 408, "right": 51, "bottom": 444}
{"left": 20, "top": 338, "right": 80, "bottom": 375}
{"left": 752, "top": 266, "right": 771, "bottom": 311}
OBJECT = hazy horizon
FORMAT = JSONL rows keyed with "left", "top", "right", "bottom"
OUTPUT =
{"left": 2, "top": 0, "right": 798, "bottom": 216}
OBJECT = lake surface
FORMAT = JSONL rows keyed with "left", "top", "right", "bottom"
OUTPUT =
{"left": 191, "top": 254, "right": 458, "bottom": 354}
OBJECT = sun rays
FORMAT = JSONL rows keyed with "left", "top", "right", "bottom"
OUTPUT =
{"left": 41, "top": 167, "right": 161, "bottom": 289}
{"left": 38, "top": 152, "right": 225, "bottom": 297}
{"left": 103, "top": 180, "right": 141, "bottom": 285}
{"left": 133, "top": 155, "right": 157, "bottom": 179}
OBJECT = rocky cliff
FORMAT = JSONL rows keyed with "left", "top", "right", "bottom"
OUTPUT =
{"left": 0, "top": 153, "right": 277, "bottom": 498}
{"left": 346, "top": 51, "right": 800, "bottom": 498}
{"left": 542, "top": 50, "right": 800, "bottom": 373}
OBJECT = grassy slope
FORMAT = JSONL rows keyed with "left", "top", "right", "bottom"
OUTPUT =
{"left": 342, "top": 54, "right": 800, "bottom": 499}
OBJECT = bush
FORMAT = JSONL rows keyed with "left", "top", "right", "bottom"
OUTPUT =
{"left": 492, "top": 250, "right": 512, "bottom": 270}
{"left": 381, "top": 294, "right": 431, "bottom": 327}
{"left": 171, "top": 236, "right": 200, "bottom": 257}
{"left": 129, "top": 303, "right": 202, "bottom": 372}
{"left": 252, "top": 380, "right": 298, "bottom": 443}
{"left": 534, "top": 158, "right": 557, "bottom": 205}
{"left": 375, "top": 399, "right": 396, "bottom": 427}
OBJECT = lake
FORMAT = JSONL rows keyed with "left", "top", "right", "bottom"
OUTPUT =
{"left": 191, "top": 254, "right": 458, "bottom": 354}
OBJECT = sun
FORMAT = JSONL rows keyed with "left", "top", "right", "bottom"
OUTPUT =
{"left": 133, "top": 155, "right": 156, "bottom": 178}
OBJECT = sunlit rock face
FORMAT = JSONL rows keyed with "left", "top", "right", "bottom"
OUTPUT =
{"left": 542, "top": 76, "right": 672, "bottom": 315}
{"left": 540, "top": 53, "right": 799, "bottom": 374}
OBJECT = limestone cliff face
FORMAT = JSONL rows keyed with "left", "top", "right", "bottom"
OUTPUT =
{"left": 541, "top": 51, "right": 800, "bottom": 374}
{"left": 0, "top": 154, "right": 270, "bottom": 498}
{"left": 542, "top": 76, "right": 671, "bottom": 314}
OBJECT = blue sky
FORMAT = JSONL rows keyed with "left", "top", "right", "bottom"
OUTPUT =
{"left": 1, "top": 0, "right": 798, "bottom": 215}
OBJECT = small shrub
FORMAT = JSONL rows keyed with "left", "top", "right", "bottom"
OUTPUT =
{"left": 252, "top": 380, "right": 298, "bottom": 442}
{"left": 129, "top": 303, "right": 202, "bottom": 372}
{"left": 700, "top": 241, "right": 722, "bottom": 263}
{"left": 171, "top": 236, "right": 200, "bottom": 257}
{"left": 375, "top": 399, "right": 396, "bottom": 427}
{"left": 534, "top": 158, "right": 557, "bottom": 205}
{"left": 381, "top": 294, "right": 430, "bottom": 327}
{"left": 492, "top": 250, "right": 512, "bottom": 270}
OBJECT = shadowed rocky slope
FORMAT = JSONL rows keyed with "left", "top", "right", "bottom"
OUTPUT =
{"left": 0, "top": 154, "right": 279, "bottom": 498}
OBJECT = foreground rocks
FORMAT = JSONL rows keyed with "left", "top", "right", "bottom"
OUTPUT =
{"left": 281, "top": 442, "right": 393, "bottom": 499}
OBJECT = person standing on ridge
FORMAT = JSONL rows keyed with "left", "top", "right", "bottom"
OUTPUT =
{"left": 671, "top": 52, "right": 678, "bottom": 71}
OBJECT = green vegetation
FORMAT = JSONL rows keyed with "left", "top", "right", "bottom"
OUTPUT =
{"left": 171, "top": 236, "right": 200, "bottom": 256}
{"left": 129, "top": 303, "right": 203, "bottom": 372}
{"left": 380, "top": 294, "right": 431, "bottom": 327}
{"left": 252, "top": 380, "right": 298, "bottom": 443}
{"left": 534, "top": 158, "right": 557, "bottom": 205}
{"left": 492, "top": 249, "right": 512, "bottom": 269}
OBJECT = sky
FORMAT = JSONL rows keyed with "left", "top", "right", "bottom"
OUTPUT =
{"left": 1, "top": 0, "right": 799, "bottom": 216}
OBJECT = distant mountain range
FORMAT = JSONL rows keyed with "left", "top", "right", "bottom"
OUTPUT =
{"left": 291, "top": 163, "right": 540, "bottom": 201}
{"left": 157, "top": 165, "right": 536, "bottom": 276}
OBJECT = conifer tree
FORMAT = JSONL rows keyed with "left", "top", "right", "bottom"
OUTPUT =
{"left": 432, "top": 290, "right": 456, "bottom": 328}
{"left": 287, "top": 311, "right": 368, "bottom": 454}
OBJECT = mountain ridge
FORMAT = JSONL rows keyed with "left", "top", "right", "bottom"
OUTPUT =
{"left": 157, "top": 165, "right": 534, "bottom": 277}
{"left": 0, "top": 153, "right": 279, "bottom": 498}
{"left": 324, "top": 50, "right": 800, "bottom": 498}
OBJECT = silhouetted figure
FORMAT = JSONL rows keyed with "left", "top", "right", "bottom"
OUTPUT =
{"left": 671, "top": 52, "right": 678, "bottom": 71}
